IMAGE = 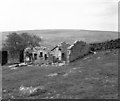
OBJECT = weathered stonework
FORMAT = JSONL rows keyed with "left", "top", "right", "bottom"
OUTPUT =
{"left": 24, "top": 46, "right": 49, "bottom": 64}
{"left": 67, "top": 40, "right": 90, "bottom": 62}
{"left": 51, "top": 42, "right": 70, "bottom": 63}
{"left": 2, "top": 40, "right": 90, "bottom": 65}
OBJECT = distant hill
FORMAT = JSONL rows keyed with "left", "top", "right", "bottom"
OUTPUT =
{"left": 1, "top": 29, "right": 118, "bottom": 49}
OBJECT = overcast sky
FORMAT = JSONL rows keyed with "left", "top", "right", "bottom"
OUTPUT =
{"left": 0, "top": 0, "right": 119, "bottom": 32}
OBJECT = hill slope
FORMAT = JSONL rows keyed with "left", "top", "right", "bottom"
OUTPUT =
{"left": 1, "top": 29, "right": 118, "bottom": 49}
{"left": 2, "top": 49, "right": 118, "bottom": 99}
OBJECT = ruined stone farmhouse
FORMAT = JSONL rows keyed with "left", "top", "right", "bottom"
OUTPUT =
{"left": 50, "top": 42, "right": 71, "bottom": 63}
{"left": 1, "top": 40, "right": 90, "bottom": 65}
{"left": 24, "top": 46, "right": 49, "bottom": 64}
{"left": 49, "top": 41, "right": 90, "bottom": 63}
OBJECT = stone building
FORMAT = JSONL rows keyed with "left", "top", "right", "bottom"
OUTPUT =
{"left": 1, "top": 48, "right": 24, "bottom": 65}
{"left": 51, "top": 42, "right": 70, "bottom": 63}
{"left": 50, "top": 41, "right": 90, "bottom": 63}
{"left": 67, "top": 40, "right": 90, "bottom": 62}
{"left": 24, "top": 46, "right": 49, "bottom": 64}
{"left": 1, "top": 41, "right": 90, "bottom": 65}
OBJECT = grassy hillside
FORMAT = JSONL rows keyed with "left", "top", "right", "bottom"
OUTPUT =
{"left": 1, "top": 29, "right": 118, "bottom": 49}
{"left": 2, "top": 49, "right": 118, "bottom": 99}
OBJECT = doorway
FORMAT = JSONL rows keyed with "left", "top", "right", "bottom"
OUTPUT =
{"left": 62, "top": 53, "right": 66, "bottom": 61}
{"left": 44, "top": 54, "right": 48, "bottom": 60}
{"left": 2, "top": 51, "right": 8, "bottom": 65}
{"left": 20, "top": 50, "right": 24, "bottom": 63}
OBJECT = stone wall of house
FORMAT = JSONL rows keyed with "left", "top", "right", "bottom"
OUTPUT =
{"left": 50, "top": 47, "right": 62, "bottom": 62}
{"left": 24, "top": 46, "right": 50, "bottom": 64}
{"left": 68, "top": 41, "right": 90, "bottom": 62}
{"left": 34, "top": 58, "right": 48, "bottom": 65}
{"left": 60, "top": 42, "right": 70, "bottom": 61}
{"left": 8, "top": 52, "right": 20, "bottom": 64}
{"left": 47, "top": 53, "right": 54, "bottom": 64}
{"left": 51, "top": 47, "right": 60, "bottom": 59}
{"left": 50, "top": 42, "right": 70, "bottom": 62}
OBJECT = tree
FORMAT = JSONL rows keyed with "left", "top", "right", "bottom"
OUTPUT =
{"left": 3, "top": 32, "right": 42, "bottom": 56}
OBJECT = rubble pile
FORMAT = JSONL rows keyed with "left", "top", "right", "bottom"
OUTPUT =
{"left": 19, "top": 85, "right": 46, "bottom": 97}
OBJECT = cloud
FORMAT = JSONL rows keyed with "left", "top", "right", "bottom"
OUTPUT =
{"left": 0, "top": 0, "right": 118, "bottom": 31}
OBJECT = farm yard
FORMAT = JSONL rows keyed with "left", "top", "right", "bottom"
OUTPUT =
{"left": 2, "top": 49, "right": 118, "bottom": 99}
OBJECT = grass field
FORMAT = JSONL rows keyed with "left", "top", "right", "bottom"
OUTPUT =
{"left": 2, "top": 49, "right": 118, "bottom": 99}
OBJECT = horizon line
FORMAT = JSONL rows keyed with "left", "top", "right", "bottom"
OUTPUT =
{"left": 1, "top": 29, "right": 119, "bottom": 33}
